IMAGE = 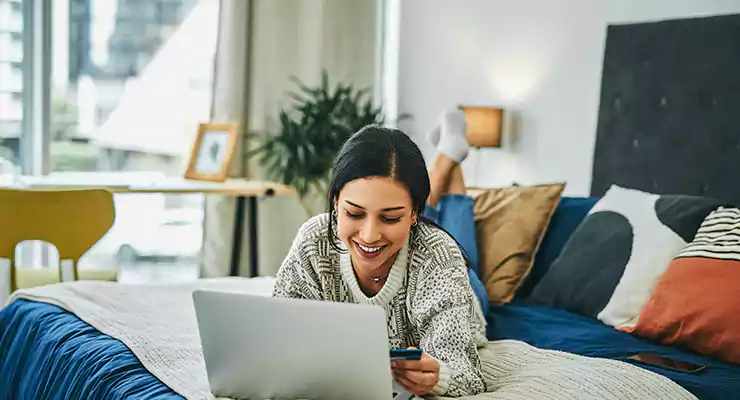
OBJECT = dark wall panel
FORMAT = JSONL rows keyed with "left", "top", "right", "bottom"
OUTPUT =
{"left": 591, "top": 13, "right": 740, "bottom": 204}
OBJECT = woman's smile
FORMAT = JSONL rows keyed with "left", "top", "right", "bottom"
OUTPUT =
{"left": 354, "top": 240, "right": 388, "bottom": 260}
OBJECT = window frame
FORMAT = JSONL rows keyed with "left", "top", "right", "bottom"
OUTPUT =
{"left": 20, "top": 0, "right": 51, "bottom": 176}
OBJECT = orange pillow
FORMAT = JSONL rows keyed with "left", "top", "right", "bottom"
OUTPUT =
{"left": 631, "top": 207, "right": 740, "bottom": 364}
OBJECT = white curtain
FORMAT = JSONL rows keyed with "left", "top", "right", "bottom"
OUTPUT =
{"left": 202, "top": 0, "right": 380, "bottom": 278}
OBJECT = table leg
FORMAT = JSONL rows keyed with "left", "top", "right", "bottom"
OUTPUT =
{"left": 229, "top": 196, "right": 246, "bottom": 277}
{"left": 248, "top": 196, "right": 259, "bottom": 278}
{"left": 228, "top": 196, "right": 260, "bottom": 278}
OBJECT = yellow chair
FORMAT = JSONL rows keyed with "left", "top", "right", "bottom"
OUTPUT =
{"left": 0, "top": 188, "right": 118, "bottom": 292}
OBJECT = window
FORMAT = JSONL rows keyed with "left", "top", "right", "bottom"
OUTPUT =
{"left": 13, "top": 0, "right": 220, "bottom": 283}
{"left": 0, "top": 1, "right": 24, "bottom": 166}
{"left": 50, "top": 0, "right": 217, "bottom": 175}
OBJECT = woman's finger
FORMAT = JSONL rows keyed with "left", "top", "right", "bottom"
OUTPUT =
{"left": 392, "top": 371, "right": 415, "bottom": 393}
{"left": 392, "top": 359, "right": 424, "bottom": 371}
{"left": 392, "top": 357, "right": 438, "bottom": 372}
{"left": 396, "top": 368, "right": 437, "bottom": 388}
{"left": 392, "top": 370, "right": 428, "bottom": 396}
{"left": 419, "top": 353, "right": 440, "bottom": 372}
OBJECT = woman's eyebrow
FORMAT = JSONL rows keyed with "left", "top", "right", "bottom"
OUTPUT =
{"left": 345, "top": 200, "right": 365, "bottom": 209}
{"left": 344, "top": 200, "right": 406, "bottom": 212}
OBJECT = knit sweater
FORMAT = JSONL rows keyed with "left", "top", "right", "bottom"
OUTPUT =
{"left": 272, "top": 213, "right": 488, "bottom": 397}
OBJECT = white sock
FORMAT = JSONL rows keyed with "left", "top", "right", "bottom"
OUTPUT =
{"left": 438, "top": 110, "right": 469, "bottom": 163}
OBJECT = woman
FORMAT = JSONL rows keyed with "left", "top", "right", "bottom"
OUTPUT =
{"left": 272, "top": 113, "right": 488, "bottom": 397}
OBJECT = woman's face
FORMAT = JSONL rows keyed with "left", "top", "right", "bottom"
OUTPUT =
{"left": 335, "top": 177, "right": 416, "bottom": 276}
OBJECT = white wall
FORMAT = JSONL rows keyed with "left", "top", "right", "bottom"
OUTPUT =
{"left": 204, "top": 0, "right": 378, "bottom": 278}
{"left": 395, "top": 0, "right": 740, "bottom": 196}
{"left": 247, "top": 0, "right": 378, "bottom": 277}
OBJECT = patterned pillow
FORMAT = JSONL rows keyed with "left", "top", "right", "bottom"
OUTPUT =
{"left": 529, "top": 185, "right": 722, "bottom": 329}
{"left": 632, "top": 207, "right": 740, "bottom": 364}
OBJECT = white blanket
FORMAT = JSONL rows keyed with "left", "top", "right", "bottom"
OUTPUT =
{"left": 8, "top": 279, "right": 697, "bottom": 400}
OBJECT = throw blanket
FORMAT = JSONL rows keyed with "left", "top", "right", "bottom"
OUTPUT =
{"left": 9, "top": 279, "right": 697, "bottom": 400}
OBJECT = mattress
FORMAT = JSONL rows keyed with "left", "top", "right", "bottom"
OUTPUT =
{"left": 486, "top": 303, "right": 740, "bottom": 400}
{"left": 0, "top": 299, "right": 179, "bottom": 400}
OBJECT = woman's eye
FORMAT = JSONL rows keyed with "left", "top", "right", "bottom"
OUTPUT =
{"left": 381, "top": 216, "right": 401, "bottom": 224}
{"left": 345, "top": 210, "right": 364, "bottom": 219}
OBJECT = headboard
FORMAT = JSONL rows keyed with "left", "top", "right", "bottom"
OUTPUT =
{"left": 591, "top": 13, "right": 740, "bottom": 204}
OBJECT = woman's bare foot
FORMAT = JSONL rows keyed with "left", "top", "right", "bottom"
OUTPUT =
{"left": 428, "top": 153, "right": 456, "bottom": 207}
{"left": 447, "top": 164, "right": 467, "bottom": 195}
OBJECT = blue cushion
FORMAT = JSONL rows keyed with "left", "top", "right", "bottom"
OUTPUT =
{"left": 516, "top": 196, "right": 598, "bottom": 300}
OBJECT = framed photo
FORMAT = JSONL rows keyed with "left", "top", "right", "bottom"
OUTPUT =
{"left": 185, "top": 123, "right": 239, "bottom": 182}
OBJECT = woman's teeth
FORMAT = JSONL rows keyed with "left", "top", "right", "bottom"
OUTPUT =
{"left": 358, "top": 243, "right": 384, "bottom": 253}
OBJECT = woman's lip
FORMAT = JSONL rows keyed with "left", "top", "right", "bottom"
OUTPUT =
{"left": 354, "top": 240, "right": 386, "bottom": 248}
{"left": 353, "top": 241, "right": 386, "bottom": 260}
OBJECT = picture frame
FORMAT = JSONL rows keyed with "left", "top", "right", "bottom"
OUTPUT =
{"left": 184, "top": 123, "right": 239, "bottom": 182}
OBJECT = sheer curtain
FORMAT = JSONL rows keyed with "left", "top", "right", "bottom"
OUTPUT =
{"left": 203, "top": 0, "right": 379, "bottom": 278}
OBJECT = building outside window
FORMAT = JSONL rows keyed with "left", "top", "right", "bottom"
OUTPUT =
{"left": 0, "top": 0, "right": 24, "bottom": 165}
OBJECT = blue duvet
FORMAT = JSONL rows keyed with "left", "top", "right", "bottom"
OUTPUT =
{"left": 0, "top": 299, "right": 180, "bottom": 400}
{"left": 487, "top": 303, "right": 740, "bottom": 400}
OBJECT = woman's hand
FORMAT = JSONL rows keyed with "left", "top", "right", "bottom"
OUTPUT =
{"left": 391, "top": 347, "right": 440, "bottom": 396}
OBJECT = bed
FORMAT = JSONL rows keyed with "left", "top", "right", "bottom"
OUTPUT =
{"left": 1, "top": 277, "right": 738, "bottom": 400}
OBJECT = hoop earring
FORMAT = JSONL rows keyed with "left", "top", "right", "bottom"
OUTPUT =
{"left": 412, "top": 219, "right": 418, "bottom": 227}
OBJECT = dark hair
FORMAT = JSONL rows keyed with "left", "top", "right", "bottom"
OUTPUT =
{"left": 325, "top": 125, "right": 473, "bottom": 267}
{"left": 327, "top": 125, "right": 429, "bottom": 234}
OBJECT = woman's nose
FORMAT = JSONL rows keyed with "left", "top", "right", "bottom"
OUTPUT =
{"left": 359, "top": 219, "right": 381, "bottom": 243}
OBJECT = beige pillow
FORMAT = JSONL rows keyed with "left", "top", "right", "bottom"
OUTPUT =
{"left": 473, "top": 183, "right": 565, "bottom": 304}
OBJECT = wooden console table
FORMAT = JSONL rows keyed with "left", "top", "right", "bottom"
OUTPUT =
{"left": 9, "top": 175, "right": 295, "bottom": 277}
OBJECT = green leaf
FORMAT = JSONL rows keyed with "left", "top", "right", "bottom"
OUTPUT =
{"left": 245, "top": 69, "right": 412, "bottom": 203}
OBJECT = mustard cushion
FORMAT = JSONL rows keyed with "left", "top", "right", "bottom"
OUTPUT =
{"left": 473, "top": 183, "right": 564, "bottom": 304}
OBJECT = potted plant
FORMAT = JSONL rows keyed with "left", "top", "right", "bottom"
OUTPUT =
{"left": 247, "top": 72, "right": 404, "bottom": 217}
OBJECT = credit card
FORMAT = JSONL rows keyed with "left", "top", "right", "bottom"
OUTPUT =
{"left": 390, "top": 348, "right": 423, "bottom": 360}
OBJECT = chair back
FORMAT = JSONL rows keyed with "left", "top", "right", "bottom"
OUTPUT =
{"left": 0, "top": 189, "right": 115, "bottom": 291}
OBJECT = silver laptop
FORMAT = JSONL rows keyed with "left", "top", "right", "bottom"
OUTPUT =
{"left": 192, "top": 289, "right": 395, "bottom": 400}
